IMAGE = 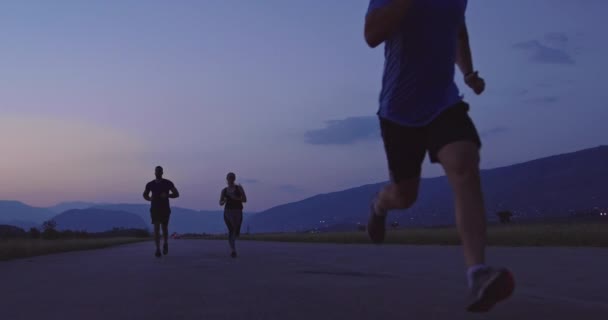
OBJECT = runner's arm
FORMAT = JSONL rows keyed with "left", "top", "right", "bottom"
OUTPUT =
{"left": 219, "top": 189, "right": 227, "bottom": 206}
{"left": 456, "top": 21, "right": 475, "bottom": 76}
{"left": 456, "top": 20, "right": 485, "bottom": 94}
{"left": 364, "top": 0, "right": 413, "bottom": 48}
{"left": 143, "top": 184, "right": 151, "bottom": 201}
{"left": 238, "top": 185, "right": 247, "bottom": 203}
{"left": 169, "top": 183, "right": 180, "bottom": 199}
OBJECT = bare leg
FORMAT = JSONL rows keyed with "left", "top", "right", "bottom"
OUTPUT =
{"left": 437, "top": 141, "right": 485, "bottom": 267}
{"left": 162, "top": 224, "right": 169, "bottom": 246}
{"left": 153, "top": 223, "right": 161, "bottom": 252}
{"left": 440, "top": 143, "right": 516, "bottom": 312}
{"left": 224, "top": 212, "right": 237, "bottom": 256}
{"left": 368, "top": 178, "right": 420, "bottom": 243}
{"left": 228, "top": 232, "right": 236, "bottom": 251}
{"left": 375, "top": 178, "right": 420, "bottom": 213}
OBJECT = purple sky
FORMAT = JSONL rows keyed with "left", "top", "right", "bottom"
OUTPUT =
{"left": 1, "top": 0, "right": 606, "bottom": 211}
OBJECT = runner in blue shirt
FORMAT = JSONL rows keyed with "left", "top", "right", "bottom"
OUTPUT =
{"left": 364, "top": 0, "right": 514, "bottom": 312}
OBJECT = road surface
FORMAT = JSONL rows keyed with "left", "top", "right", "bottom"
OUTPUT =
{"left": 1, "top": 240, "right": 607, "bottom": 320}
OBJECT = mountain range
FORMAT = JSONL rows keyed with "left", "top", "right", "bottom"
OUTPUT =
{"left": 1, "top": 146, "right": 607, "bottom": 234}
{"left": 0, "top": 201, "right": 246, "bottom": 234}
{"left": 246, "top": 145, "right": 608, "bottom": 233}
{"left": 92, "top": 204, "right": 232, "bottom": 234}
{"left": 52, "top": 209, "right": 148, "bottom": 232}
{"left": 0, "top": 201, "right": 56, "bottom": 229}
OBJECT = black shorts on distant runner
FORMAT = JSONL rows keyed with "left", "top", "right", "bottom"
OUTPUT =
{"left": 379, "top": 101, "right": 482, "bottom": 183}
{"left": 150, "top": 209, "right": 171, "bottom": 225}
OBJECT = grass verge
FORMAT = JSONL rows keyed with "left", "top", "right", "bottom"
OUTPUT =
{"left": 0, "top": 238, "right": 148, "bottom": 261}
{"left": 189, "top": 223, "right": 608, "bottom": 247}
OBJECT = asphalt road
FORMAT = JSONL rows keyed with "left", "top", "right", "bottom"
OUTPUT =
{"left": 1, "top": 240, "right": 607, "bottom": 320}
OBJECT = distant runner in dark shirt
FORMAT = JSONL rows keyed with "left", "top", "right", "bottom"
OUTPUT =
{"left": 219, "top": 172, "right": 247, "bottom": 258}
{"left": 143, "top": 166, "right": 180, "bottom": 258}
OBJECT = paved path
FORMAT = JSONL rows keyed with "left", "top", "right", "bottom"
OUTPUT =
{"left": 1, "top": 240, "right": 607, "bottom": 320}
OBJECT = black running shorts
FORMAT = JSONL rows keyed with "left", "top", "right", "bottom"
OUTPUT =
{"left": 150, "top": 209, "right": 171, "bottom": 225}
{"left": 379, "top": 101, "right": 482, "bottom": 183}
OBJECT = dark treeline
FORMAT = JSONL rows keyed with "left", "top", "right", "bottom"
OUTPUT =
{"left": 0, "top": 222, "right": 150, "bottom": 240}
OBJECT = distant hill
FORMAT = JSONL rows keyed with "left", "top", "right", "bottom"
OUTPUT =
{"left": 1, "top": 200, "right": 252, "bottom": 234}
{"left": 2, "top": 220, "right": 39, "bottom": 230}
{"left": 52, "top": 209, "right": 148, "bottom": 232}
{"left": 248, "top": 146, "right": 608, "bottom": 233}
{"left": 93, "top": 204, "right": 245, "bottom": 234}
{"left": 0, "top": 201, "right": 56, "bottom": 226}
{"left": 48, "top": 202, "right": 105, "bottom": 213}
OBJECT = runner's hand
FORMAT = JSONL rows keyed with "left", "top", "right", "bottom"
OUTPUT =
{"left": 465, "top": 71, "right": 485, "bottom": 95}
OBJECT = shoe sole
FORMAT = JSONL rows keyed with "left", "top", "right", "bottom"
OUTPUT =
{"left": 467, "top": 270, "right": 515, "bottom": 312}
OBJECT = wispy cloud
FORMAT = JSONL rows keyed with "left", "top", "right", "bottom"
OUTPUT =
{"left": 277, "top": 184, "right": 305, "bottom": 194}
{"left": 523, "top": 96, "right": 559, "bottom": 106}
{"left": 544, "top": 32, "right": 569, "bottom": 48}
{"left": 513, "top": 32, "right": 575, "bottom": 65}
{"left": 480, "top": 127, "right": 509, "bottom": 138}
{"left": 305, "top": 116, "right": 378, "bottom": 145}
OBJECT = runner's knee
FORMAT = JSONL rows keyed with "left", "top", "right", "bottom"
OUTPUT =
{"left": 385, "top": 183, "right": 418, "bottom": 209}
{"left": 443, "top": 157, "right": 480, "bottom": 185}
{"left": 439, "top": 142, "right": 480, "bottom": 184}
{"left": 395, "top": 191, "right": 417, "bottom": 209}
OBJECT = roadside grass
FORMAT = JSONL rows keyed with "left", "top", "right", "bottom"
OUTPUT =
{"left": 186, "top": 223, "right": 608, "bottom": 247}
{"left": 0, "top": 238, "right": 148, "bottom": 261}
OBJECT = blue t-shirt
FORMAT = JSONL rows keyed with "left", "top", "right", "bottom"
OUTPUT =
{"left": 367, "top": 0, "right": 468, "bottom": 126}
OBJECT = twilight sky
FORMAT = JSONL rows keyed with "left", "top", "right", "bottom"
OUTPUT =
{"left": 1, "top": 0, "right": 606, "bottom": 211}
